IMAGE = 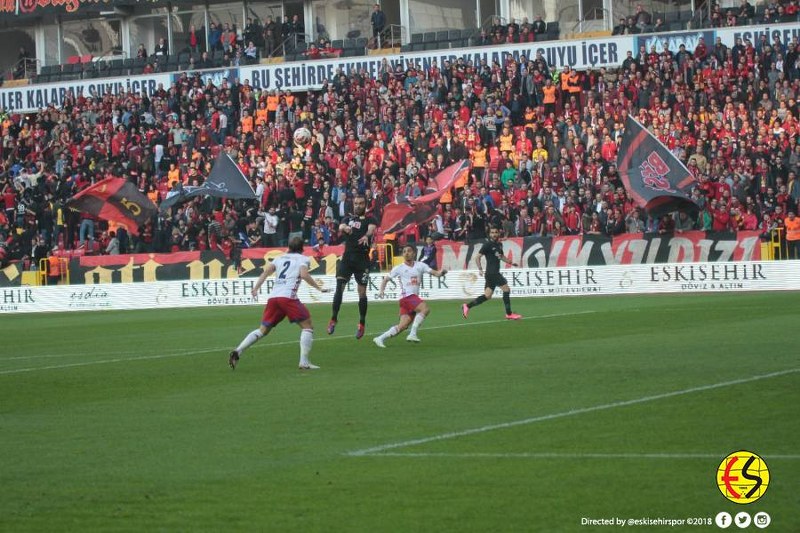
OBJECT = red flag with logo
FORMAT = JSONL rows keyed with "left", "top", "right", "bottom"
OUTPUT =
{"left": 67, "top": 178, "right": 157, "bottom": 235}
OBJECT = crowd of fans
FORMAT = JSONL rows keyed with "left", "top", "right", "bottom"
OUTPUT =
{"left": 611, "top": 0, "right": 794, "bottom": 35}
{"left": 2, "top": 10, "right": 800, "bottom": 269}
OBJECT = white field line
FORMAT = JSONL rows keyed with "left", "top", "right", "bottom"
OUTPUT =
{"left": 362, "top": 452, "right": 800, "bottom": 460}
{"left": 2, "top": 349, "right": 152, "bottom": 361}
{"left": 0, "top": 310, "right": 595, "bottom": 375}
{"left": 346, "top": 368, "right": 800, "bottom": 457}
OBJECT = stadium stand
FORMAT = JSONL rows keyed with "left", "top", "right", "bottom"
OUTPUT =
{"left": 1, "top": 14, "right": 799, "bottom": 268}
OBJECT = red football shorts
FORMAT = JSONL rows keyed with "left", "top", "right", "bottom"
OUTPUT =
{"left": 261, "top": 297, "right": 310, "bottom": 326}
{"left": 399, "top": 295, "right": 423, "bottom": 316}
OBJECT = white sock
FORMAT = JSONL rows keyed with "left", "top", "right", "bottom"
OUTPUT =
{"left": 236, "top": 329, "right": 263, "bottom": 354}
{"left": 379, "top": 325, "right": 399, "bottom": 340}
{"left": 299, "top": 329, "right": 313, "bottom": 365}
{"left": 409, "top": 314, "right": 425, "bottom": 336}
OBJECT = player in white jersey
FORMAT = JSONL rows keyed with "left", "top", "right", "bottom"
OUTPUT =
{"left": 229, "top": 236, "right": 330, "bottom": 370}
{"left": 373, "top": 244, "right": 448, "bottom": 347}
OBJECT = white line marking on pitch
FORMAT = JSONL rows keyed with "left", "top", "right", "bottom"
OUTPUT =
{"left": 362, "top": 452, "right": 800, "bottom": 460}
{"left": 0, "top": 310, "right": 594, "bottom": 375}
{"left": 346, "top": 368, "right": 800, "bottom": 457}
{"left": 1, "top": 349, "right": 149, "bottom": 361}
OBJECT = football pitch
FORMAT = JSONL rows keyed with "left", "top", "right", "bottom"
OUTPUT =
{"left": 1, "top": 292, "right": 798, "bottom": 532}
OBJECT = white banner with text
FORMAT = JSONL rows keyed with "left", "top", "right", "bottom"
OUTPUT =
{"left": 5, "top": 22, "right": 800, "bottom": 113}
{"left": 2, "top": 261, "right": 799, "bottom": 314}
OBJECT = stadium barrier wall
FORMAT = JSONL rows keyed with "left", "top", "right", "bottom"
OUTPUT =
{"left": 0, "top": 231, "right": 764, "bottom": 287}
{"left": 3, "top": 23, "right": 800, "bottom": 112}
{"left": 2, "top": 260, "right": 798, "bottom": 314}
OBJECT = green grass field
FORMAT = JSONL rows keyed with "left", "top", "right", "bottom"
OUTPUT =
{"left": 1, "top": 292, "right": 798, "bottom": 532}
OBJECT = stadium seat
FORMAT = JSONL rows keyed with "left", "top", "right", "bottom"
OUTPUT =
{"left": 423, "top": 32, "right": 436, "bottom": 42}
{"left": 400, "top": 44, "right": 412, "bottom": 53}
{"left": 411, "top": 33, "right": 423, "bottom": 44}
{"left": 668, "top": 21, "right": 684, "bottom": 31}
{"left": 343, "top": 38, "right": 356, "bottom": 49}
{"left": 436, "top": 31, "right": 448, "bottom": 42}
{"left": 66, "top": 55, "right": 81, "bottom": 64}
{"left": 411, "top": 42, "right": 425, "bottom": 52}
{"left": 424, "top": 42, "right": 439, "bottom": 51}
{"left": 295, "top": 41, "right": 307, "bottom": 53}
{"left": 664, "top": 11, "right": 680, "bottom": 23}
{"left": 355, "top": 37, "right": 368, "bottom": 49}
{"left": 331, "top": 39, "right": 343, "bottom": 49}
{"left": 448, "top": 29, "right": 462, "bottom": 41}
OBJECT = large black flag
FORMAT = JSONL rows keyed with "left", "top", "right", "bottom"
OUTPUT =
{"left": 617, "top": 116, "right": 699, "bottom": 217}
{"left": 160, "top": 152, "right": 257, "bottom": 211}
{"left": 67, "top": 178, "right": 157, "bottom": 235}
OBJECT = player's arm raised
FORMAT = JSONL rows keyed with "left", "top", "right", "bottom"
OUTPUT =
{"left": 339, "top": 220, "right": 352, "bottom": 234}
{"left": 300, "top": 265, "right": 330, "bottom": 292}
{"left": 358, "top": 222, "right": 378, "bottom": 246}
{"left": 252, "top": 262, "right": 277, "bottom": 297}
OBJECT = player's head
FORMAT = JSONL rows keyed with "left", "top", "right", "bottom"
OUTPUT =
{"left": 288, "top": 235, "right": 304, "bottom": 253}
{"left": 353, "top": 194, "right": 367, "bottom": 215}
{"left": 402, "top": 244, "right": 416, "bottom": 262}
{"left": 488, "top": 226, "right": 501, "bottom": 241}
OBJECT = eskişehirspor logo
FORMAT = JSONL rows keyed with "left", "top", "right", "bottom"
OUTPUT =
{"left": 639, "top": 152, "right": 676, "bottom": 192}
{"left": 717, "top": 451, "right": 770, "bottom": 504}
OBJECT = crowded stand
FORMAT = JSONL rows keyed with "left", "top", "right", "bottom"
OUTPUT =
{"left": 31, "top": 1, "right": 745, "bottom": 85}
{"left": 2, "top": 13, "right": 800, "bottom": 271}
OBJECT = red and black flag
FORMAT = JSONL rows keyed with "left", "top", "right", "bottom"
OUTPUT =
{"left": 617, "top": 116, "right": 699, "bottom": 217}
{"left": 380, "top": 160, "right": 470, "bottom": 234}
{"left": 67, "top": 178, "right": 157, "bottom": 235}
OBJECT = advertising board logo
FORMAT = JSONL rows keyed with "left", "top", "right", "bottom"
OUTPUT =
{"left": 717, "top": 451, "right": 770, "bottom": 504}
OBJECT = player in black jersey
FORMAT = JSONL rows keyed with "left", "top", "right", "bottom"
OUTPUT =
{"left": 462, "top": 226, "right": 522, "bottom": 320}
{"left": 329, "top": 195, "right": 378, "bottom": 339}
